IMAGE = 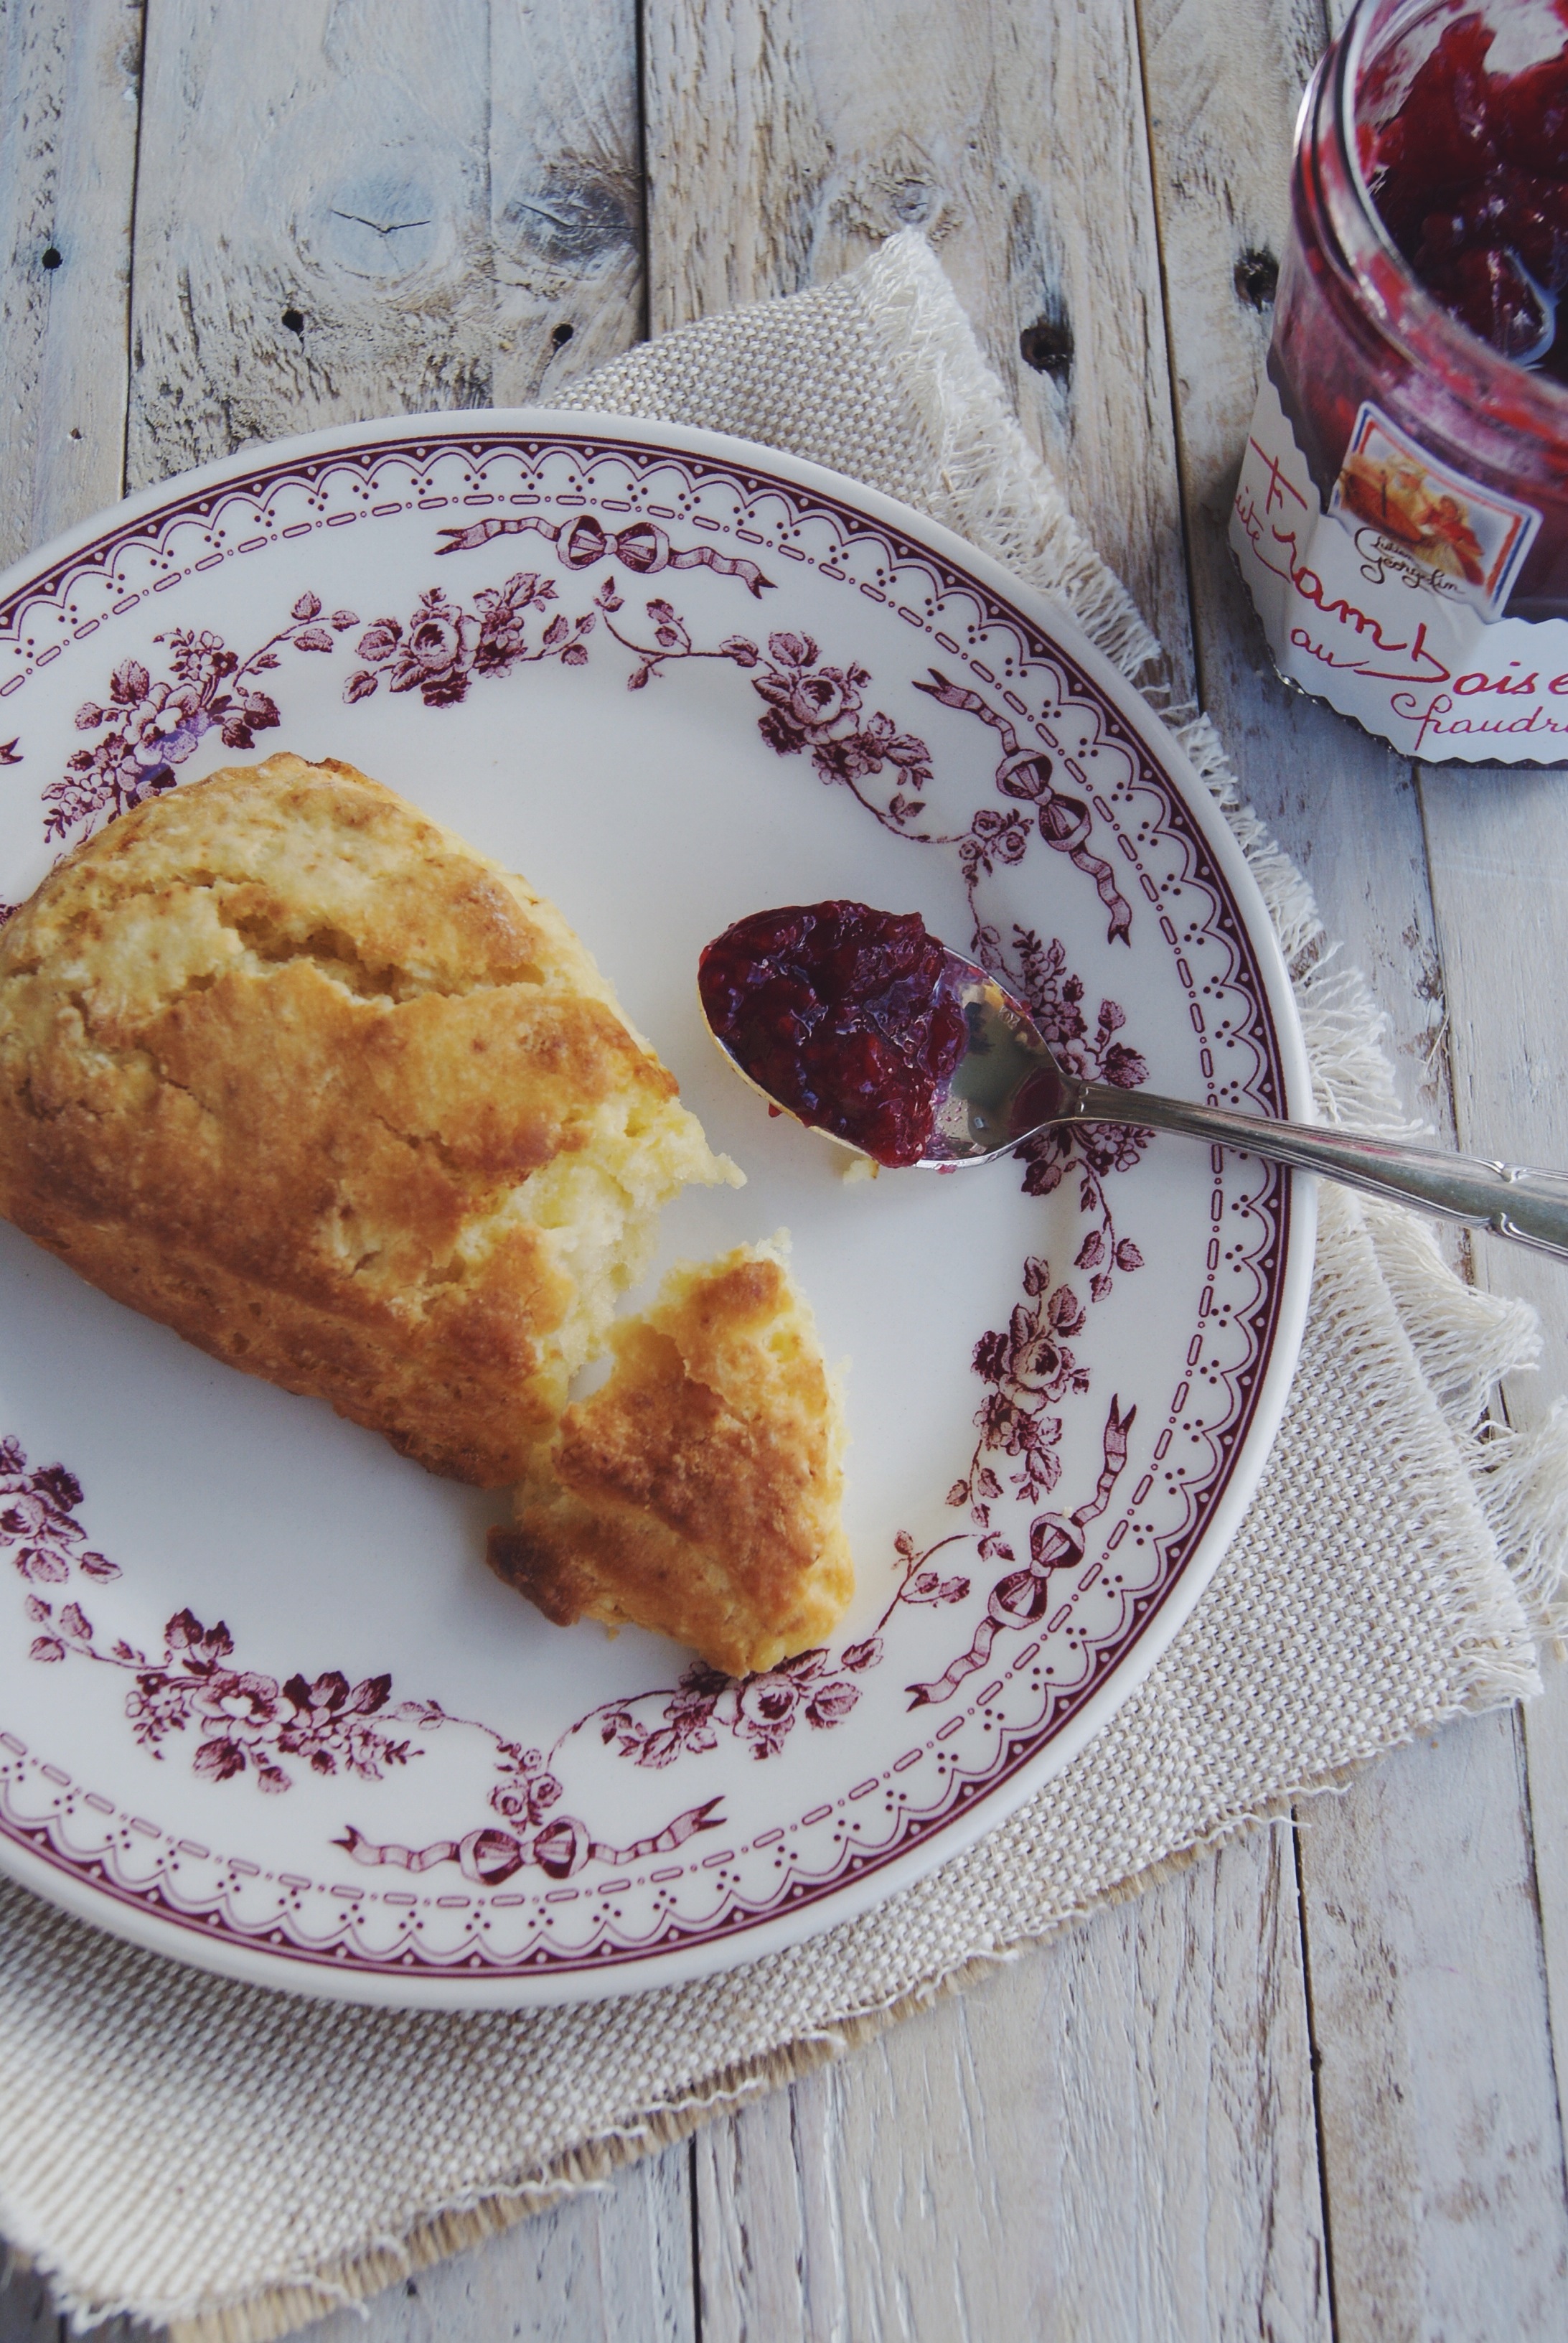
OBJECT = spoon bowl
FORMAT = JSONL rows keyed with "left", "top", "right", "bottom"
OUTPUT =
{"left": 917, "top": 958, "right": 1079, "bottom": 1166}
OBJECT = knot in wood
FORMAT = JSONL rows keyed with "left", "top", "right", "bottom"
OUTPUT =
{"left": 1234, "top": 248, "right": 1279, "bottom": 310}
{"left": 1019, "top": 306, "right": 1074, "bottom": 387}
{"left": 502, "top": 179, "right": 632, "bottom": 268}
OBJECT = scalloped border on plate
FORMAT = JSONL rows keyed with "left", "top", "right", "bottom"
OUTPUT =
{"left": 0, "top": 413, "right": 1315, "bottom": 2006}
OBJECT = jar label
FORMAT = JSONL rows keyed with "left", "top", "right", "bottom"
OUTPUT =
{"left": 1231, "top": 371, "right": 1568, "bottom": 761}
{"left": 1329, "top": 403, "right": 1540, "bottom": 621}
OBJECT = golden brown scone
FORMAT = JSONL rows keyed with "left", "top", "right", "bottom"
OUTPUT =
{"left": 0, "top": 754, "right": 736, "bottom": 1484}
{"left": 488, "top": 1240, "right": 852, "bottom": 1676}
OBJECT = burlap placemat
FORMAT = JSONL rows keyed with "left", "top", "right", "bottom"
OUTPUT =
{"left": 4, "top": 230, "right": 1566, "bottom": 2342}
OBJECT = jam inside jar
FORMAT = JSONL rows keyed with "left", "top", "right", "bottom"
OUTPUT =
{"left": 1274, "top": 0, "right": 1568, "bottom": 622}
{"left": 1366, "top": 6, "right": 1568, "bottom": 378}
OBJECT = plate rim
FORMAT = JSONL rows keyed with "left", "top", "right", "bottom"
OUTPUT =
{"left": 0, "top": 405, "right": 1317, "bottom": 2007}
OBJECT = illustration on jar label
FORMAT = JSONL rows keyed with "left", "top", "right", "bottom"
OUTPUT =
{"left": 1329, "top": 403, "right": 1541, "bottom": 620}
{"left": 1231, "top": 372, "right": 1568, "bottom": 764}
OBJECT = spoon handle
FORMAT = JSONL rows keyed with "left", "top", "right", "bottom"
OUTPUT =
{"left": 1076, "top": 1082, "right": 1568, "bottom": 1261}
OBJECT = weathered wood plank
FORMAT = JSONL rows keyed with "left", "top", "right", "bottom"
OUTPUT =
{"left": 1520, "top": 1674, "right": 1568, "bottom": 2245}
{"left": 0, "top": 0, "right": 143, "bottom": 556}
{"left": 0, "top": 2273, "right": 132, "bottom": 2343}
{"left": 1419, "top": 759, "right": 1568, "bottom": 2198}
{"left": 644, "top": 0, "right": 1194, "bottom": 683}
{"left": 126, "top": 0, "right": 642, "bottom": 491}
{"left": 1419, "top": 767, "right": 1568, "bottom": 1386}
{"left": 1301, "top": 1713, "right": 1568, "bottom": 2341}
{"left": 25, "top": 11, "right": 693, "bottom": 2340}
{"left": 698, "top": 1830, "right": 1328, "bottom": 2343}
{"left": 1139, "top": 4, "right": 1568, "bottom": 2336}
{"left": 0, "top": 2258, "right": 60, "bottom": 2343}
{"left": 1137, "top": 0, "right": 1453, "bottom": 1143}
{"left": 0, "top": 22, "right": 136, "bottom": 2332}
{"left": 0, "top": 2140, "right": 695, "bottom": 2343}
{"left": 486, "top": 0, "right": 648, "bottom": 397}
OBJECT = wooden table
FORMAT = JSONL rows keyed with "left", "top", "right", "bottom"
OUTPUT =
{"left": 2, "top": 2, "right": 1567, "bottom": 2336}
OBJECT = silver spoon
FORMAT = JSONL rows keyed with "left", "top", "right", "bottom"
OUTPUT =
{"left": 703, "top": 937, "right": 1568, "bottom": 1261}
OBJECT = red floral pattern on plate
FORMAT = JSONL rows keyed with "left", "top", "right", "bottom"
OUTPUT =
{"left": 0, "top": 424, "right": 1300, "bottom": 1993}
{"left": 1, "top": 1311, "right": 1138, "bottom": 1890}
{"left": 47, "top": 598, "right": 357, "bottom": 848}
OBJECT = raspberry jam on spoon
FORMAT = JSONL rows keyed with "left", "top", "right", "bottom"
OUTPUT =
{"left": 696, "top": 901, "right": 970, "bottom": 1168}
{"left": 698, "top": 899, "right": 1568, "bottom": 1257}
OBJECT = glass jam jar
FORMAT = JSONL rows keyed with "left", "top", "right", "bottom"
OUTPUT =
{"left": 1231, "top": 0, "right": 1568, "bottom": 760}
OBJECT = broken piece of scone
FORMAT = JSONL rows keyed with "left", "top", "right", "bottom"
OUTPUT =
{"left": 0, "top": 755, "right": 853, "bottom": 1671}
{"left": 489, "top": 1241, "right": 852, "bottom": 1677}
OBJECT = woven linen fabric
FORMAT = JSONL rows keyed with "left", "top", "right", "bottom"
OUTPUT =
{"left": 4, "top": 230, "right": 1565, "bottom": 2343}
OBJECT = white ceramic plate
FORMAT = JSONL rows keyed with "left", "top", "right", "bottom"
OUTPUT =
{"left": 0, "top": 413, "right": 1314, "bottom": 2007}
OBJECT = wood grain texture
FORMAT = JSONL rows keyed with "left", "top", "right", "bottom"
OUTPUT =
{"left": 0, "top": 2269, "right": 131, "bottom": 2343}
{"left": 1301, "top": 1714, "right": 1568, "bottom": 2341}
{"left": 0, "top": 2262, "right": 69, "bottom": 2343}
{"left": 0, "top": 10, "right": 686, "bottom": 2339}
{"left": 647, "top": 3, "right": 1325, "bottom": 2332}
{"left": 1139, "top": 6, "right": 1568, "bottom": 2338}
{"left": 698, "top": 1830, "right": 1328, "bottom": 2343}
{"left": 0, "top": 0, "right": 143, "bottom": 557}
{"left": 1419, "top": 764, "right": 1568, "bottom": 1387}
{"left": 126, "top": 0, "right": 642, "bottom": 490}
{"left": 1419, "top": 759, "right": 1568, "bottom": 2194}
{"left": 0, "top": 2146, "right": 697, "bottom": 2343}
{"left": 644, "top": 0, "right": 1194, "bottom": 681}
{"left": 0, "top": 19, "right": 136, "bottom": 2324}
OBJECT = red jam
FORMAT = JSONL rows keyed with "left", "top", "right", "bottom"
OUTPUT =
{"left": 698, "top": 902, "right": 966, "bottom": 1169}
{"left": 1367, "top": 10, "right": 1568, "bottom": 378}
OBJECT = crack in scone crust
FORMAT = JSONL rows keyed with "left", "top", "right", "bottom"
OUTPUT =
{"left": 0, "top": 753, "right": 731, "bottom": 1485}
